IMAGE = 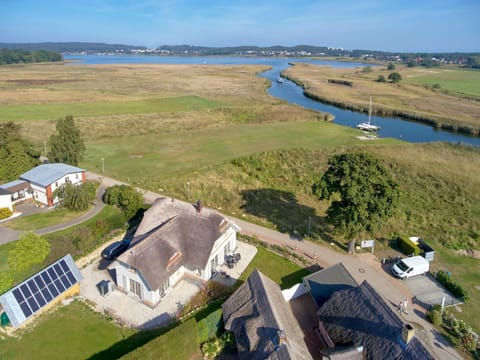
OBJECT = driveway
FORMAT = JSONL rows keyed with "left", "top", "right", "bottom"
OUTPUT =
{"left": 404, "top": 273, "right": 461, "bottom": 309}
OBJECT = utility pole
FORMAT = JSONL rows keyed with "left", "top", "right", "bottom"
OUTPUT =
{"left": 43, "top": 141, "right": 47, "bottom": 157}
{"left": 187, "top": 181, "right": 190, "bottom": 200}
{"left": 101, "top": 157, "right": 105, "bottom": 174}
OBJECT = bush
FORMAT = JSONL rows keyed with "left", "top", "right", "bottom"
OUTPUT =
{"left": 396, "top": 235, "right": 421, "bottom": 256}
{"left": 201, "top": 331, "right": 236, "bottom": 359}
{"left": 104, "top": 184, "right": 143, "bottom": 219}
{"left": 0, "top": 207, "right": 13, "bottom": 220}
{"left": 427, "top": 305, "right": 442, "bottom": 325}
{"left": 436, "top": 270, "right": 468, "bottom": 300}
{"left": 376, "top": 75, "right": 386, "bottom": 82}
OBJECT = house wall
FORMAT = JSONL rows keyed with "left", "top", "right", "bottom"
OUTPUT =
{"left": 10, "top": 189, "right": 33, "bottom": 205}
{"left": 203, "top": 226, "right": 237, "bottom": 280}
{"left": 31, "top": 171, "right": 85, "bottom": 206}
{"left": 0, "top": 194, "right": 12, "bottom": 211}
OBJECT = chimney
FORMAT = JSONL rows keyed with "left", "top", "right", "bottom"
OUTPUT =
{"left": 401, "top": 323, "right": 415, "bottom": 344}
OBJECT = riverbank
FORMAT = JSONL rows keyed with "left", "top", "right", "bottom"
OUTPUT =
{"left": 282, "top": 63, "right": 480, "bottom": 137}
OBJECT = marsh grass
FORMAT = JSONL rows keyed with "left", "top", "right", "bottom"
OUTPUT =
{"left": 284, "top": 63, "right": 480, "bottom": 132}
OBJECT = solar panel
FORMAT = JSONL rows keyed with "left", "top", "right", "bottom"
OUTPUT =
{"left": 35, "top": 274, "right": 45, "bottom": 289}
{"left": 21, "top": 284, "right": 31, "bottom": 298}
{"left": 59, "top": 259, "right": 69, "bottom": 273}
{"left": 13, "top": 288, "right": 24, "bottom": 303}
{"left": 41, "top": 287, "right": 53, "bottom": 302}
{"left": 0, "top": 254, "right": 83, "bottom": 328}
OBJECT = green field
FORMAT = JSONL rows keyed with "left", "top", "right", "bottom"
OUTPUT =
{"left": 5, "top": 208, "right": 90, "bottom": 231}
{"left": 82, "top": 121, "right": 396, "bottom": 182}
{"left": 0, "top": 96, "right": 221, "bottom": 122}
{"left": 403, "top": 68, "right": 480, "bottom": 99}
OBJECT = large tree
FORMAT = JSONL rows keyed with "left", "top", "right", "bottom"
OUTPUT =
{"left": 54, "top": 181, "right": 97, "bottom": 212}
{"left": 104, "top": 184, "right": 144, "bottom": 219}
{"left": 0, "top": 122, "right": 40, "bottom": 182}
{"left": 48, "top": 115, "right": 85, "bottom": 166}
{"left": 312, "top": 152, "right": 399, "bottom": 239}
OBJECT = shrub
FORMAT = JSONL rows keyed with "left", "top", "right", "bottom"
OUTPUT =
{"left": 396, "top": 235, "right": 421, "bottom": 256}
{"left": 0, "top": 207, "right": 13, "bottom": 220}
{"left": 104, "top": 184, "right": 143, "bottom": 219}
{"left": 427, "top": 305, "right": 442, "bottom": 325}
{"left": 376, "top": 75, "right": 386, "bottom": 82}
{"left": 201, "top": 331, "right": 236, "bottom": 359}
{"left": 436, "top": 270, "right": 468, "bottom": 300}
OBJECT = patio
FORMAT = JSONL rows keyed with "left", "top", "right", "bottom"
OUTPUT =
{"left": 79, "top": 241, "right": 257, "bottom": 329}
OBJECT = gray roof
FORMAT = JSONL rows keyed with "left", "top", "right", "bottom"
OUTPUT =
{"left": 0, "top": 180, "right": 31, "bottom": 193}
{"left": 222, "top": 269, "right": 313, "bottom": 360}
{"left": 20, "top": 163, "right": 84, "bottom": 187}
{"left": 303, "top": 263, "right": 358, "bottom": 307}
{"left": 317, "top": 281, "right": 435, "bottom": 360}
{"left": 117, "top": 197, "right": 236, "bottom": 290}
{"left": 0, "top": 188, "right": 10, "bottom": 196}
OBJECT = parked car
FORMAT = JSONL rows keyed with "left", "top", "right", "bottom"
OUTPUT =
{"left": 101, "top": 241, "right": 129, "bottom": 260}
{"left": 391, "top": 256, "right": 430, "bottom": 279}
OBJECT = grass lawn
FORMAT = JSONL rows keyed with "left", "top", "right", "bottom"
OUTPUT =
{"left": 121, "top": 319, "right": 201, "bottom": 360}
{"left": 403, "top": 67, "right": 480, "bottom": 99}
{"left": 239, "top": 246, "right": 311, "bottom": 289}
{"left": 82, "top": 121, "right": 396, "bottom": 183}
{"left": 0, "top": 241, "right": 16, "bottom": 273}
{"left": 0, "top": 301, "right": 134, "bottom": 360}
{"left": 0, "top": 96, "right": 221, "bottom": 122}
{"left": 4, "top": 207, "right": 90, "bottom": 231}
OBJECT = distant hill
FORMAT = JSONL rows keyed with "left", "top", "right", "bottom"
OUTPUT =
{"left": 0, "top": 42, "right": 145, "bottom": 53}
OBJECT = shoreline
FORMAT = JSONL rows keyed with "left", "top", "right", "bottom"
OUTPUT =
{"left": 281, "top": 72, "right": 480, "bottom": 137}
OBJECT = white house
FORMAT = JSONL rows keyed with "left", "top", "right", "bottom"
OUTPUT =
{"left": 19, "top": 163, "right": 86, "bottom": 207}
{"left": 0, "top": 188, "right": 13, "bottom": 212}
{"left": 0, "top": 180, "right": 33, "bottom": 207}
{"left": 114, "top": 197, "right": 240, "bottom": 307}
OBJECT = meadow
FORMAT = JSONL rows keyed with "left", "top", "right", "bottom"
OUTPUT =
{"left": 284, "top": 63, "right": 480, "bottom": 134}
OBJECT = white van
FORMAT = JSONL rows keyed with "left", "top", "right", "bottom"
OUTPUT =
{"left": 392, "top": 256, "right": 429, "bottom": 279}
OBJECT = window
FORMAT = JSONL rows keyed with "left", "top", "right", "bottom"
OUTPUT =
{"left": 210, "top": 254, "right": 219, "bottom": 275}
{"left": 55, "top": 182, "right": 58, "bottom": 187}
{"left": 65, "top": 177, "right": 70, "bottom": 183}
{"left": 75, "top": 174, "right": 79, "bottom": 179}
{"left": 159, "top": 278, "right": 170, "bottom": 298}
{"left": 129, "top": 279, "right": 142, "bottom": 298}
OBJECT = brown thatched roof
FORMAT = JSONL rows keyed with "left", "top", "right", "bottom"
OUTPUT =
{"left": 117, "top": 197, "right": 236, "bottom": 290}
{"left": 222, "top": 269, "right": 313, "bottom": 360}
{"left": 317, "top": 281, "right": 435, "bottom": 360}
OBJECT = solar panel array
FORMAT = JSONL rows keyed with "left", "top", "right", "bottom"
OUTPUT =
{"left": 11, "top": 258, "right": 78, "bottom": 319}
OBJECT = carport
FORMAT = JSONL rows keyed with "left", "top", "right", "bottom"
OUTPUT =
{"left": 404, "top": 273, "right": 462, "bottom": 309}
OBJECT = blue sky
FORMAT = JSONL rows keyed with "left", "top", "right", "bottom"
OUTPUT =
{"left": 1, "top": 0, "right": 479, "bottom": 52}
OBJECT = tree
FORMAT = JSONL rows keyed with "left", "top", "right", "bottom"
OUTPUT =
{"left": 104, "top": 184, "right": 143, "bottom": 219}
{"left": 54, "top": 181, "right": 97, "bottom": 211}
{"left": 376, "top": 75, "right": 386, "bottom": 82}
{"left": 388, "top": 72, "right": 402, "bottom": 83}
{"left": 8, "top": 232, "right": 50, "bottom": 277}
{"left": 0, "top": 122, "right": 40, "bottom": 182}
{"left": 312, "top": 152, "right": 399, "bottom": 239}
{"left": 48, "top": 115, "right": 85, "bottom": 166}
{"left": 362, "top": 66, "right": 372, "bottom": 73}
{"left": 387, "top": 62, "right": 396, "bottom": 70}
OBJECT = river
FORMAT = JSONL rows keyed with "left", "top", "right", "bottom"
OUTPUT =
{"left": 65, "top": 55, "right": 480, "bottom": 146}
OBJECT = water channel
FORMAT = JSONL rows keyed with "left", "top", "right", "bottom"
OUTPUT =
{"left": 66, "top": 55, "right": 480, "bottom": 146}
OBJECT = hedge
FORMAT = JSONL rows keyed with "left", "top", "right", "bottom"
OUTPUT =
{"left": 436, "top": 270, "right": 468, "bottom": 300}
{"left": 396, "top": 235, "right": 421, "bottom": 256}
{"left": 0, "top": 207, "right": 13, "bottom": 220}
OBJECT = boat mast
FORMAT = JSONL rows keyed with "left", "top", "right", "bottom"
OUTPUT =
{"left": 368, "top": 96, "right": 372, "bottom": 125}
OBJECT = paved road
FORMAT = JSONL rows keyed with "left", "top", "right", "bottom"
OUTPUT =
{"left": 0, "top": 182, "right": 106, "bottom": 244}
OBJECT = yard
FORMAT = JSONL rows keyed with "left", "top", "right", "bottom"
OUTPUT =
{"left": 0, "top": 244, "right": 310, "bottom": 359}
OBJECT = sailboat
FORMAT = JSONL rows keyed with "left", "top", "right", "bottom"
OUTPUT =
{"left": 357, "top": 96, "right": 380, "bottom": 132}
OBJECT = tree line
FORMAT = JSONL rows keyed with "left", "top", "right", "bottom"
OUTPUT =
{"left": 0, "top": 49, "right": 63, "bottom": 65}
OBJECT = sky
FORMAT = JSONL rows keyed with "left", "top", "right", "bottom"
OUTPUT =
{"left": 1, "top": 0, "right": 479, "bottom": 52}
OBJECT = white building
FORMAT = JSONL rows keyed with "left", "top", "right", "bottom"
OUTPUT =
{"left": 19, "top": 163, "right": 85, "bottom": 207}
{"left": 0, "top": 188, "right": 13, "bottom": 212}
{"left": 114, "top": 198, "right": 240, "bottom": 307}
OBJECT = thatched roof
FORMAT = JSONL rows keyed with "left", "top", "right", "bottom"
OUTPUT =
{"left": 317, "top": 281, "right": 435, "bottom": 360}
{"left": 222, "top": 269, "right": 313, "bottom": 360}
{"left": 303, "top": 262, "right": 358, "bottom": 307}
{"left": 117, "top": 197, "right": 236, "bottom": 290}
